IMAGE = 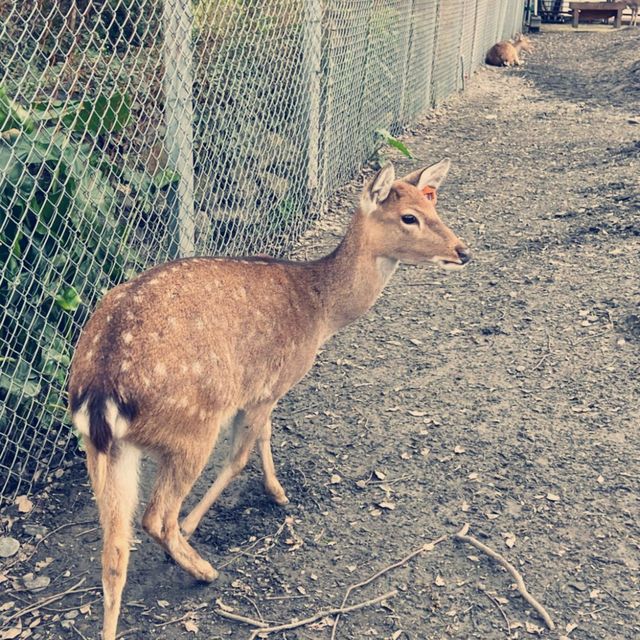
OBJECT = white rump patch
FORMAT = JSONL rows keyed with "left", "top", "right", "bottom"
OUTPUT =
{"left": 71, "top": 398, "right": 130, "bottom": 439}
{"left": 72, "top": 401, "right": 90, "bottom": 437}
{"left": 105, "top": 399, "right": 131, "bottom": 439}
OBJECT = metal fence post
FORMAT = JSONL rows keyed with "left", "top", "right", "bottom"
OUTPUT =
{"left": 163, "top": 0, "right": 196, "bottom": 258}
{"left": 305, "top": 0, "right": 323, "bottom": 203}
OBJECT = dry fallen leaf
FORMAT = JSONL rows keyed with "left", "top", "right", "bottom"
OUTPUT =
{"left": 434, "top": 575, "right": 446, "bottom": 587}
{"left": 546, "top": 493, "right": 561, "bottom": 502}
{"left": 454, "top": 446, "right": 466, "bottom": 454}
{"left": 378, "top": 501, "right": 396, "bottom": 511}
{"left": 183, "top": 619, "right": 199, "bottom": 634}
{"left": 524, "top": 620, "right": 544, "bottom": 634}
{"left": 0, "top": 626, "right": 22, "bottom": 640}
{"left": 504, "top": 532, "right": 516, "bottom": 548}
{"left": 461, "top": 500, "right": 470, "bottom": 512}
{"left": 157, "top": 600, "right": 170, "bottom": 608}
{"left": 566, "top": 622, "right": 578, "bottom": 634}
{"left": 400, "top": 452, "right": 411, "bottom": 460}
{"left": 408, "top": 410, "right": 427, "bottom": 417}
{"left": 329, "top": 474, "right": 342, "bottom": 485}
{"left": 374, "top": 469, "right": 386, "bottom": 480}
{"left": 15, "top": 496, "right": 33, "bottom": 514}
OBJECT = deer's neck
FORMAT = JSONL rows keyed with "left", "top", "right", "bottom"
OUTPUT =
{"left": 316, "top": 210, "right": 397, "bottom": 339}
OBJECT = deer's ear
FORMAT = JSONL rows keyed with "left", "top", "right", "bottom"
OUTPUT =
{"left": 360, "top": 162, "right": 395, "bottom": 214}
{"left": 401, "top": 158, "right": 451, "bottom": 192}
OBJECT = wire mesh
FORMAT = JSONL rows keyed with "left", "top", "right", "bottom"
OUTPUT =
{"left": 0, "top": 0, "right": 525, "bottom": 502}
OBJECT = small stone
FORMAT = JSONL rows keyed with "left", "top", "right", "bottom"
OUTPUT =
{"left": 23, "top": 524, "right": 48, "bottom": 538}
{"left": 0, "top": 537, "right": 20, "bottom": 558}
{"left": 23, "top": 574, "right": 51, "bottom": 592}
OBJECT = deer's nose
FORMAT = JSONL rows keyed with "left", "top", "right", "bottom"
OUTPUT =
{"left": 456, "top": 246, "right": 472, "bottom": 265}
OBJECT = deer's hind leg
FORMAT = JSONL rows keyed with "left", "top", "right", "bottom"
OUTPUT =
{"left": 142, "top": 418, "right": 221, "bottom": 582}
{"left": 181, "top": 403, "right": 274, "bottom": 538}
{"left": 258, "top": 417, "right": 289, "bottom": 506}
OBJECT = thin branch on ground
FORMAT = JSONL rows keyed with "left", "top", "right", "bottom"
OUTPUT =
{"left": 330, "top": 534, "right": 447, "bottom": 640}
{"left": 482, "top": 590, "right": 512, "bottom": 637}
{"left": 1, "top": 578, "right": 98, "bottom": 627}
{"left": 217, "top": 517, "right": 290, "bottom": 569}
{"left": 5, "top": 520, "right": 95, "bottom": 570}
{"left": 248, "top": 590, "right": 397, "bottom": 639}
{"left": 70, "top": 623, "right": 91, "bottom": 640}
{"left": 153, "top": 612, "right": 194, "bottom": 629}
{"left": 215, "top": 590, "right": 397, "bottom": 639}
{"left": 453, "top": 524, "right": 555, "bottom": 631}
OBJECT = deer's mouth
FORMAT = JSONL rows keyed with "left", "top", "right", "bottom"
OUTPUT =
{"left": 436, "top": 259, "right": 466, "bottom": 271}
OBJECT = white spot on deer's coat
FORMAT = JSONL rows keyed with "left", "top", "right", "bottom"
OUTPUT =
{"left": 84, "top": 349, "right": 94, "bottom": 362}
{"left": 92, "top": 332, "right": 102, "bottom": 344}
{"left": 192, "top": 362, "right": 203, "bottom": 376}
{"left": 178, "top": 397, "right": 189, "bottom": 409}
{"left": 122, "top": 332, "right": 133, "bottom": 344}
{"left": 154, "top": 362, "right": 167, "bottom": 378}
{"left": 72, "top": 401, "right": 90, "bottom": 437}
{"left": 121, "top": 361, "right": 131, "bottom": 373}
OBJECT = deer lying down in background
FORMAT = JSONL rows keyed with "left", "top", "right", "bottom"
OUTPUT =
{"left": 486, "top": 33, "right": 533, "bottom": 67}
{"left": 68, "top": 159, "right": 471, "bottom": 640}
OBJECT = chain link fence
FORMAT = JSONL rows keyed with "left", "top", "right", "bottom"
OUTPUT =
{"left": 0, "top": 0, "right": 524, "bottom": 502}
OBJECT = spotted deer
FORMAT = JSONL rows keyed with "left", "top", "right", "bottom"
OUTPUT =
{"left": 68, "top": 159, "right": 471, "bottom": 639}
{"left": 485, "top": 33, "right": 534, "bottom": 67}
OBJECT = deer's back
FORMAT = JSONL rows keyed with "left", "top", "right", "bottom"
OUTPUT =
{"left": 69, "top": 257, "right": 325, "bottom": 446}
{"left": 486, "top": 41, "right": 516, "bottom": 66}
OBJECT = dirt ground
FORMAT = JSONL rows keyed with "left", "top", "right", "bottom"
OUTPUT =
{"left": 1, "top": 28, "right": 639, "bottom": 640}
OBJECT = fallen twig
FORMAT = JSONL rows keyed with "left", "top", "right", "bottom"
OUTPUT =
{"left": 215, "top": 590, "right": 397, "bottom": 638}
{"left": 248, "top": 590, "right": 397, "bottom": 639}
{"left": 1, "top": 578, "right": 98, "bottom": 627}
{"left": 453, "top": 524, "right": 555, "bottom": 630}
{"left": 217, "top": 517, "right": 290, "bottom": 569}
{"left": 331, "top": 534, "right": 447, "bottom": 639}
{"left": 5, "top": 520, "right": 95, "bottom": 570}
{"left": 482, "top": 591, "right": 511, "bottom": 637}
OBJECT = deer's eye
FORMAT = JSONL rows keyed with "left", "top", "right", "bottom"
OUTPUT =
{"left": 401, "top": 214, "right": 418, "bottom": 225}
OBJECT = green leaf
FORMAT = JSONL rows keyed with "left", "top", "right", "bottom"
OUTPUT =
{"left": 71, "top": 91, "right": 131, "bottom": 136}
{"left": 374, "top": 128, "right": 414, "bottom": 159}
{"left": 152, "top": 168, "right": 180, "bottom": 190}
{"left": 54, "top": 285, "right": 82, "bottom": 312}
{"left": 0, "top": 85, "right": 34, "bottom": 133}
{"left": 0, "top": 359, "right": 41, "bottom": 398}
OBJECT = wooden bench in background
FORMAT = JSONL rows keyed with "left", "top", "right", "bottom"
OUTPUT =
{"left": 569, "top": 2, "right": 626, "bottom": 28}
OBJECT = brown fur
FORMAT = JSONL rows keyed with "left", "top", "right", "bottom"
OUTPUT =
{"left": 68, "top": 159, "right": 470, "bottom": 640}
{"left": 486, "top": 34, "right": 533, "bottom": 67}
